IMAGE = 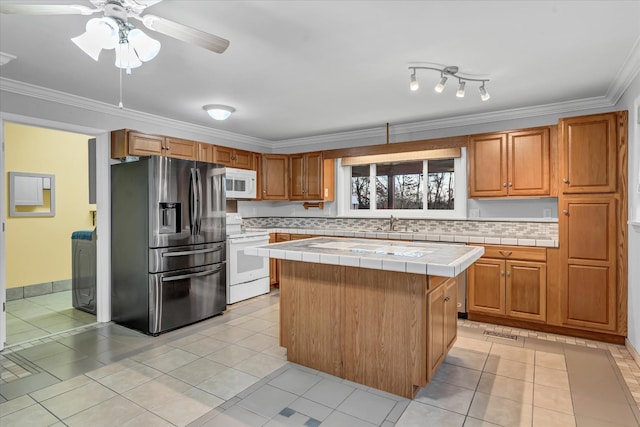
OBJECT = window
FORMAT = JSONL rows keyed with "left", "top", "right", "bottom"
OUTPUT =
{"left": 338, "top": 148, "right": 467, "bottom": 219}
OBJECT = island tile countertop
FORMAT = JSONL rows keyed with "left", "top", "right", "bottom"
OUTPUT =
{"left": 245, "top": 227, "right": 559, "bottom": 248}
{"left": 245, "top": 236, "right": 485, "bottom": 277}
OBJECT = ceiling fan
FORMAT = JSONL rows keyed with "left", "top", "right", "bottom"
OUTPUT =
{"left": 1, "top": 0, "right": 229, "bottom": 71}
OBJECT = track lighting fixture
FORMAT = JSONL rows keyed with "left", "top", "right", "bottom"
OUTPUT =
{"left": 408, "top": 65, "right": 490, "bottom": 101}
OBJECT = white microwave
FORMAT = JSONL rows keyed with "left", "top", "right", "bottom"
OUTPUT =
{"left": 225, "top": 167, "right": 257, "bottom": 199}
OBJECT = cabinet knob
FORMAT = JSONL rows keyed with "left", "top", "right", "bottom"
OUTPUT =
{"left": 508, "top": 182, "right": 512, "bottom": 187}
{"left": 562, "top": 178, "right": 569, "bottom": 184}
{"left": 501, "top": 271, "right": 505, "bottom": 276}
{"left": 562, "top": 209, "right": 569, "bottom": 215}
{"left": 444, "top": 296, "right": 450, "bottom": 302}
{"left": 503, "top": 182, "right": 507, "bottom": 187}
{"left": 506, "top": 271, "right": 511, "bottom": 277}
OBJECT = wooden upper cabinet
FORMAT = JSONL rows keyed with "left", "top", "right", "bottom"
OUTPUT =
{"left": 289, "top": 151, "right": 333, "bottom": 201}
{"left": 213, "top": 146, "right": 253, "bottom": 169}
{"left": 262, "top": 154, "right": 289, "bottom": 200}
{"left": 165, "top": 137, "right": 197, "bottom": 160}
{"left": 559, "top": 113, "right": 617, "bottom": 194}
{"left": 468, "top": 127, "right": 550, "bottom": 198}
{"left": 111, "top": 130, "right": 196, "bottom": 160}
{"left": 197, "top": 142, "right": 215, "bottom": 163}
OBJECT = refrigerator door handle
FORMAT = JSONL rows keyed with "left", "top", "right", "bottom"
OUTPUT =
{"left": 161, "top": 266, "right": 223, "bottom": 282}
{"left": 196, "top": 168, "right": 203, "bottom": 235}
{"left": 162, "top": 246, "right": 223, "bottom": 257}
{"left": 189, "top": 168, "right": 198, "bottom": 236}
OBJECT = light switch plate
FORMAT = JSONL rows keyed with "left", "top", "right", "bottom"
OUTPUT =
{"left": 469, "top": 209, "right": 480, "bottom": 218}
{"left": 543, "top": 208, "right": 552, "bottom": 218}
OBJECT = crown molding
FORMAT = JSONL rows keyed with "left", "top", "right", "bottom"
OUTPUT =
{"left": 272, "top": 96, "right": 616, "bottom": 149}
{"left": 606, "top": 35, "right": 640, "bottom": 103}
{"left": 0, "top": 77, "right": 271, "bottom": 150}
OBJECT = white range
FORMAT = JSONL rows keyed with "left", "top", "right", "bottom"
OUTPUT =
{"left": 226, "top": 213, "right": 270, "bottom": 304}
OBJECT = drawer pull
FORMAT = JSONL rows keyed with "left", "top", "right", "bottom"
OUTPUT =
{"left": 499, "top": 250, "right": 512, "bottom": 257}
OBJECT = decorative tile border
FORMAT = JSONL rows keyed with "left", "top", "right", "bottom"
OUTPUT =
{"left": 243, "top": 217, "right": 558, "bottom": 240}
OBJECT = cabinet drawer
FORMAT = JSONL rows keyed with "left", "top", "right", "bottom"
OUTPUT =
{"left": 479, "top": 245, "right": 546, "bottom": 261}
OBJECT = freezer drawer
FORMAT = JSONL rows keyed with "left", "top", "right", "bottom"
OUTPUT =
{"left": 149, "top": 242, "right": 225, "bottom": 273}
{"left": 149, "top": 263, "right": 226, "bottom": 334}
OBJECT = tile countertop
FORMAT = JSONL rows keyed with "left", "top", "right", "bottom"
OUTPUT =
{"left": 245, "top": 237, "right": 485, "bottom": 277}
{"left": 245, "top": 227, "right": 559, "bottom": 248}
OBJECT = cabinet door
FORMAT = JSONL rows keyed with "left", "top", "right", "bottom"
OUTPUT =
{"left": 128, "top": 132, "right": 165, "bottom": 156}
{"left": 467, "top": 258, "right": 505, "bottom": 315}
{"left": 559, "top": 113, "right": 617, "bottom": 194}
{"left": 427, "top": 283, "right": 446, "bottom": 380}
{"left": 289, "top": 154, "right": 305, "bottom": 200}
{"left": 269, "top": 234, "right": 278, "bottom": 287}
{"left": 444, "top": 277, "right": 458, "bottom": 351}
{"left": 506, "top": 260, "right": 546, "bottom": 322}
{"left": 468, "top": 133, "right": 508, "bottom": 197}
{"left": 213, "top": 146, "right": 233, "bottom": 166}
{"left": 263, "top": 155, "right": 289, "bottom": 200}
{"left": 197, "top": 143, "right": 215, "bottom": 163}
{"left": 165, "top": 137, "right": 196, "bottom": 160}
{"left": 305, "top": 152, "right": 324, "bottom": 200}
{"left": 508, "top": 128, "right": 550, "bottom": 196}
{"left": 560, "top": 197, "right": 617, "bottom": 331}
{"left": 233, "top": 149, "right": 253, "bottom": 169}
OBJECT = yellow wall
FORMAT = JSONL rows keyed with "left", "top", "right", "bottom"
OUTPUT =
{"left": 5, "top": 123, "right": 94, "bottom": 288}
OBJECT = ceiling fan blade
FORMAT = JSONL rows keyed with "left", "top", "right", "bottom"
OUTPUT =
{"left": 0, "top": 3, "right": 98, "bottom": 15}
{"left": 140, "top": 14, "right": 229, "bottom": 54}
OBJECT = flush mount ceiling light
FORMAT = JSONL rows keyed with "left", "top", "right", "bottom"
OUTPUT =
{"left": 408, "top": 65, "right": 491, "bottom": 101}
{"left": 203, "top": 104, "right": 235, "bottom": 121}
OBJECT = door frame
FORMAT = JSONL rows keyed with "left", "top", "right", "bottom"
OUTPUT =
{"left": 0, "top": 113, "right": 111, "bottom": 351}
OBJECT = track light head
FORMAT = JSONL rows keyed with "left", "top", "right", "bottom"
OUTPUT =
{"left": 479, "top": 84, "right": 490, "bottom": 101}
{"left": 409, "top": 71, "right": 419, "bottom": 91}
{"left": 456, "top": 80, "right": 466, "bottom": 98}
{"left": 434, "top": 75, "right": 447, "bottom": 93}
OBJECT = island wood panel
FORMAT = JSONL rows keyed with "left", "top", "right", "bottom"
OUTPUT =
{"left": 427, "top": 282, "right": 446, "bottom": 380}
{"left": 279, "top": 260, "right": 436, "bottom": 398}
{"left": 342, "top": 266, "right": 427, "bottom": 397}
{"left": 279, "top": 261, "right": 343, "bottom": 377}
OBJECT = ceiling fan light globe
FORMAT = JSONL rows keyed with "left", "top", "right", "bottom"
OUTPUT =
{"left": 115, "top": 42, "right": 142, "bottom": 69}
{"left": 128, "top": 29, "right": 161, "bottom": 62}
{"left": 71, "top": 30, "right": 103, "bottom": 61}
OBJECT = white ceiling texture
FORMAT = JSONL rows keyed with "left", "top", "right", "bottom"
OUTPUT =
{"left": 1, "top": 1, "right": 639, "bottom": 143}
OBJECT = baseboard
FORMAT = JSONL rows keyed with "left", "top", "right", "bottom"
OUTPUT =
{"left": 626, "top": 338, "right": 640, "bottom": 368}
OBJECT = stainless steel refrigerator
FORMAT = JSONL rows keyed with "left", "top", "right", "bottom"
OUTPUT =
{"left": 111, "top": 156, "right": 226, "bottom": 335}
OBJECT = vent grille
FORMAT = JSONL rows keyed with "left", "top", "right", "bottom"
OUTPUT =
{"left": 483, "top": 330, "right": 518, "bottom": 341}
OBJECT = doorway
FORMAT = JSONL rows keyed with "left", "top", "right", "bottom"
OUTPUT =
{"left": 0, "top": 114, "right": 111, "bottom": 352}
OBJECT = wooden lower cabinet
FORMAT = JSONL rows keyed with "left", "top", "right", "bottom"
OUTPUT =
{"left": 427, "top": 276, "right": 458, "bottom": 380}
{"left": 560, "top": 197, "right": 617, "bottom": 332}
{"left": 468, "top": 245, "right": 547, "bottom": 323}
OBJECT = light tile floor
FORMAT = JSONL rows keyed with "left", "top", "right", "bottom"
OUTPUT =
{"left": 1, "top": 291, "right": 639, "bottom": 426}
{"left": 5, "top": 290, "right": 96, "bottom": 346}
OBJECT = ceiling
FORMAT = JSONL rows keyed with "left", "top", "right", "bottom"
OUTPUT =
{"left": 1, "top": 1, "right": 639, "bottom": 142}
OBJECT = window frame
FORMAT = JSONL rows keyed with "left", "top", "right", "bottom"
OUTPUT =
{"left": 336, "top": 147, "right": 468, "bottom": 219}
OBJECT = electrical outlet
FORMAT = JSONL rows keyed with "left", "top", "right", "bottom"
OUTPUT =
{"left": 543, "top": 208, "right": 552, "bottom": 218}
{"left": 469, "top": 209, "right": 480, "bottom": 218}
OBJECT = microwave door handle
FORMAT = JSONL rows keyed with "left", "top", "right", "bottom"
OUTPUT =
{"left": 162, "top": 266, "right": 223, "bottom": 282}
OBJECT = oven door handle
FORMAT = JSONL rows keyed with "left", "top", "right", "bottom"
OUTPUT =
{"left": 162, "top": 247, "right": 223, "bottom": 257}
{"left": 162, "top": 266, "right": 223, "bottom": 282}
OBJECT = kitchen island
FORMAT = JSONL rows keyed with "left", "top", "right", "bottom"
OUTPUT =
{"left": 246, "top": 237, "right": 484, "bottom": 398}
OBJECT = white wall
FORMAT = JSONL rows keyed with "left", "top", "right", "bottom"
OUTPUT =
{"left": 616, "top": 71, "right": 640, "bottom": 351}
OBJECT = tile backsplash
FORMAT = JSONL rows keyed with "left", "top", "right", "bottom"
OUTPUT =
{"left": 243, "top": 217, "right": 558, "bottom": 240}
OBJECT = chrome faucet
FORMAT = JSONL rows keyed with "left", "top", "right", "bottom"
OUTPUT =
{"left": 389, "top": 215, "right": 398, "bottom": 231}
